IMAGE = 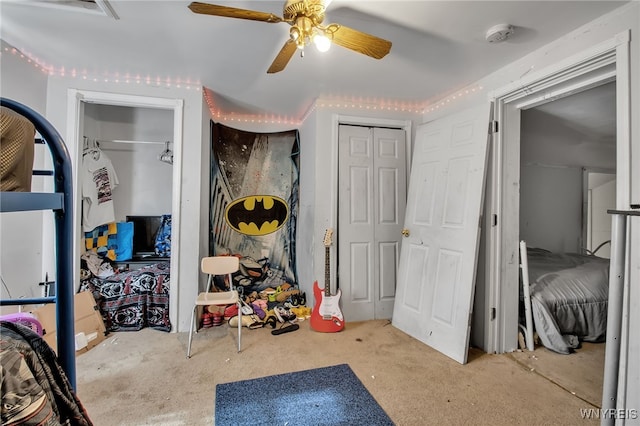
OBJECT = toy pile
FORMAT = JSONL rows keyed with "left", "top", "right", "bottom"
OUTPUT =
{"left": 200, "top": 283, "right": 311, "bottom": 335}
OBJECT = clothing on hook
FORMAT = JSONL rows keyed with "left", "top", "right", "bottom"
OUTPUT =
{"left": 82, "top": 137, "right": 101, "bottom": 159}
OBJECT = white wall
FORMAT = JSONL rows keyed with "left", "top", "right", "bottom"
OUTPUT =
{"left": 296, "top": 111, "right": 317, "bottom": 297}
{"left": 0, "top": 41, "right": 50, "bottom": 306}
{"left": 519, "top": 99, "right": 616, "bottom": 253}
{"left": 199, "top": 97, "right": 212, "bottom": 299}
{"left": 0, "top": 41, "right": 47, "bottom": 114}
{"left": 87, "top": 104, "right": 174, "bottom": 142}
{"left": 84, "top": 104, "right": 173, "bottom": 220}
{"left": 519, "top": 165, "right": 583, "bottom": 253}
{"left": 98, "top": 142, "right": 173, "bottom": 219}
{"left": 521, "top": 108, "right": 616, "bottom": 169}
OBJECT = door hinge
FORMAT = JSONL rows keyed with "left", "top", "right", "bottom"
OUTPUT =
{"left": 492, "top": 214, "right": 498, "bottom": 227}
{"left": 489, "top": 120, "right": 499, "bottom": 134}
{"left": 490, "top": 307, "right": 496, "bottom": 321}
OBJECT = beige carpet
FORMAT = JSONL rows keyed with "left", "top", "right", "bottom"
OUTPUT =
{"left": 75, "top": 320, "right": 602, "bottom": 425}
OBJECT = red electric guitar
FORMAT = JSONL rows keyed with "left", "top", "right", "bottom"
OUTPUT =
{"left": 310, "top": 229, "right": 345, "bottom": 333}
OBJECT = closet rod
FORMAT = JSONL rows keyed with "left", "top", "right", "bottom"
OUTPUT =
{"left": 96, "top": 139, "right": 169, "bottom": 145}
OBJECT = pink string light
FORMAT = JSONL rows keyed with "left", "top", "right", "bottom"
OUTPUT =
{"left": 6, "top": 45, "right": 483, "bottom": 123}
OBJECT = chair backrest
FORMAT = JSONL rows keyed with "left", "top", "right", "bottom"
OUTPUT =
{"left": 201, "top": 256, "right": 239, "bottom": 292}
{"left": 201, "top": 256, "right": 239, "bottom": 275}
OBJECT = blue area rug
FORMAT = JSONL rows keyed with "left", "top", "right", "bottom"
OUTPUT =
{"left": 214, "top": 364, "right": 394, "bottom": 425}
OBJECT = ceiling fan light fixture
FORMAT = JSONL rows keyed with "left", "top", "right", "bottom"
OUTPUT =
{"left": 289, "top": 26, "right": 306, "bottom": 49}
{"left": 313, "top": 31, "right": 331, "bottom": 52}
{"left": 290, "top": 26, "right": 301, "bottom": 41}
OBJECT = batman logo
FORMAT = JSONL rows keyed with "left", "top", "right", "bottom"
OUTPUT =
{"left": 225, "top": 195, "right": 289, "bottom": 236}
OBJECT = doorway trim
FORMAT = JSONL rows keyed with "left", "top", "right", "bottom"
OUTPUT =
{"left": 487, "top": 30, "right": 630, "bottom": 354}
{"left": 582, "top": 167, "right": 616, "bottom": 255}
{"left": 66, "top": 89, "right": 184, "bottom": 331}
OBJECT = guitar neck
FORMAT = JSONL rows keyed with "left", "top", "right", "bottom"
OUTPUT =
{"left": 324, "top": 245, "right": 330, "bottom": 296}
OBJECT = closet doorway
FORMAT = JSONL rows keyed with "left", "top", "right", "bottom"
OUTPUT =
{"left": 487, "top": 31, "right": 630, "bottom": 355}
{"left": 515, "top": 82, "right": 616, "bottom": 406}
{"left": 485, "top": 31, "right": 630, "bottom": 412}
{"left": 68, "top": 90, "right": 183, "bottom": 331}
{"left": 336, "top": 118, "right": 410, "bottom": 322}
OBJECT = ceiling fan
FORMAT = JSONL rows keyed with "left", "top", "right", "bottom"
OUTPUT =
{"left": 188, "top": 0, "right": 392, "bottom": 73}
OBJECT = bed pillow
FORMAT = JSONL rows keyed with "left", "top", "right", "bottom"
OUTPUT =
{"left": 116, "top": 221, "right": 133, "bottom": 261}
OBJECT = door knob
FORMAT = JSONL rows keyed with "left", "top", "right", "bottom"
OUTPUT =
{"left": 401, "top": 228, "right": 410, "bottom": 237}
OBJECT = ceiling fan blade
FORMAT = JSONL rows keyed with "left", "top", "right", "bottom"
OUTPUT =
{"left": 188, "top": 2, "right": 283, "bottom": 23}
{"left": 267, "top": 40, "right": 298, "bottom": 74}
{"left": 330, "top": 25, "right": 391, "bottom": 59}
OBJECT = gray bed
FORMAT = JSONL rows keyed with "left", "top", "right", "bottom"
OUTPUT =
{"left": 524, "top": 247, "right": 610, "bottom": 354}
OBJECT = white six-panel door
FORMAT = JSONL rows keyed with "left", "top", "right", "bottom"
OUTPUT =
{"left": 392, "top": 104, "right": 491, "bottom": 364}
{"left": 338, "top": 125, "right": 406, "bottom": 321}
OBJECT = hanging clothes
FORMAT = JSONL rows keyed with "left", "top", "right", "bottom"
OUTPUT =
{"left": 154, "top": 214, "right": 172, "bottom": 257}
{"left": 81, "top": 143, "right": 119, "bottom": 232}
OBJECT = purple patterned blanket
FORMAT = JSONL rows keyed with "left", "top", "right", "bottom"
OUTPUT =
{"left": 80, "top": 262, "right": 171, "bottom": 332}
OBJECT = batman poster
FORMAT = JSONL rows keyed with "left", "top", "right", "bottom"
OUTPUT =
{"left": 209, "top": 122, "right": 299, "bottom": 292}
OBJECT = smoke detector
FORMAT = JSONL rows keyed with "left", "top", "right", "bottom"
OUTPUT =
{"left": 486, "top": 24, "right": 514, "bottom": 43}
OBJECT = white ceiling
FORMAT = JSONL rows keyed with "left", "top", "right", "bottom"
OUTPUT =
{"left": 530, "top": 81, "right": 617, "bottom": 142}
{"left": 521, "top": 82, "right": 617, "bottom": 168}
{"left": 0, "top": 0, "right": 627, "bottom": 122}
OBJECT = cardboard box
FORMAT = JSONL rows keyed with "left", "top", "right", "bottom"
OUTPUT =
{"left": 32, "top": 291, "right": 107, "bottom": 355}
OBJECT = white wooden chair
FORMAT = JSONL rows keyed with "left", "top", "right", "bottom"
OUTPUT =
{"left": 186, "top": 256, "right": 241, "bottom": 358}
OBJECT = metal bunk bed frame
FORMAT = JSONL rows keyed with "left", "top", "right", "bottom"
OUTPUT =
{"left": 0, "top": 98, "right": 76, "bottom": 388}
